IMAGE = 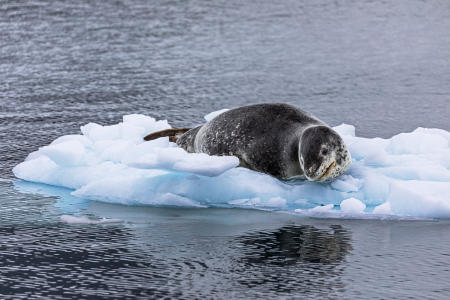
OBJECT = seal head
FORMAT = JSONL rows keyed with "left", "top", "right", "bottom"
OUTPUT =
{"left": 299, "top": 125, "right": 351, "bottom": 182}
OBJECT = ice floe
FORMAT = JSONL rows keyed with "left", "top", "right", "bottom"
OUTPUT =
{"left": 13, "top": 111, "right": 450, "bottom": 219}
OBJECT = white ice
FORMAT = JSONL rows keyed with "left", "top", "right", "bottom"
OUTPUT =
{"left": 204, "top": 109, "right": 229, "bottom": 121}
{"left": 60, "top": 215, "right": 123, "bottom": 224}
{"left": 13, "top": 111, "right": 450, "bottom": 219}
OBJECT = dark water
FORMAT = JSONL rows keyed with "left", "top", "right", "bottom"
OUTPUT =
{"left": 1, "top": 0, "right": 450, "bottom": 298}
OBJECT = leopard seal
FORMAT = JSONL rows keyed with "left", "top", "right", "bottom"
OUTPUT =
{"left": 145, "top": 103, "right": 351, "bottom": 181}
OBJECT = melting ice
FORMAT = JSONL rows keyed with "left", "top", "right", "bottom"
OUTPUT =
{"left": 13, "top": 111, "right": 450, "bottom": 219}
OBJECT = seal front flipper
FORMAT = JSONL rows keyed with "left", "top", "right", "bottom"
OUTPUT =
{"left": 143, "top": 128, "right": 191, "bottom": 143}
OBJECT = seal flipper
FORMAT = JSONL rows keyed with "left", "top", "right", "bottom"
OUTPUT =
{"left": 143, "top": 128, "right": 190, "bottom": 143}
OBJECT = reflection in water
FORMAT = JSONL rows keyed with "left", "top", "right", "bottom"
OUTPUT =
{"left": 237, "top": 225, "right": 352, "bottom": 265}
{"left": 233, "top": 225, "right": 352, "bottom": 296}
{"left": 13, "top": 180, "right": 90, "bottom": 214}
{"left": 1, "top": 182, "right": 355, "bottom": 299}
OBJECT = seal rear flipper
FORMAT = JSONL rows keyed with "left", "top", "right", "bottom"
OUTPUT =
{"left": 143, "top": 128, "right": 191, "bottom": 143}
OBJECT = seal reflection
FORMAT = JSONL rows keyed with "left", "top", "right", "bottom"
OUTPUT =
{"left": 233, "top": 225, "right": 352, "bottom": 295}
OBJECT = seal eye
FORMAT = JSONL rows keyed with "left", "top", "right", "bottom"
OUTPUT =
{"left": 321, "top": 149, "right": 328, "bottom": 156}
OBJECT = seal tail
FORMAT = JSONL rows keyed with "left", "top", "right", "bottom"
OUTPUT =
{"left": 143, "top": 128, "right": 191, "bottom": 143}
